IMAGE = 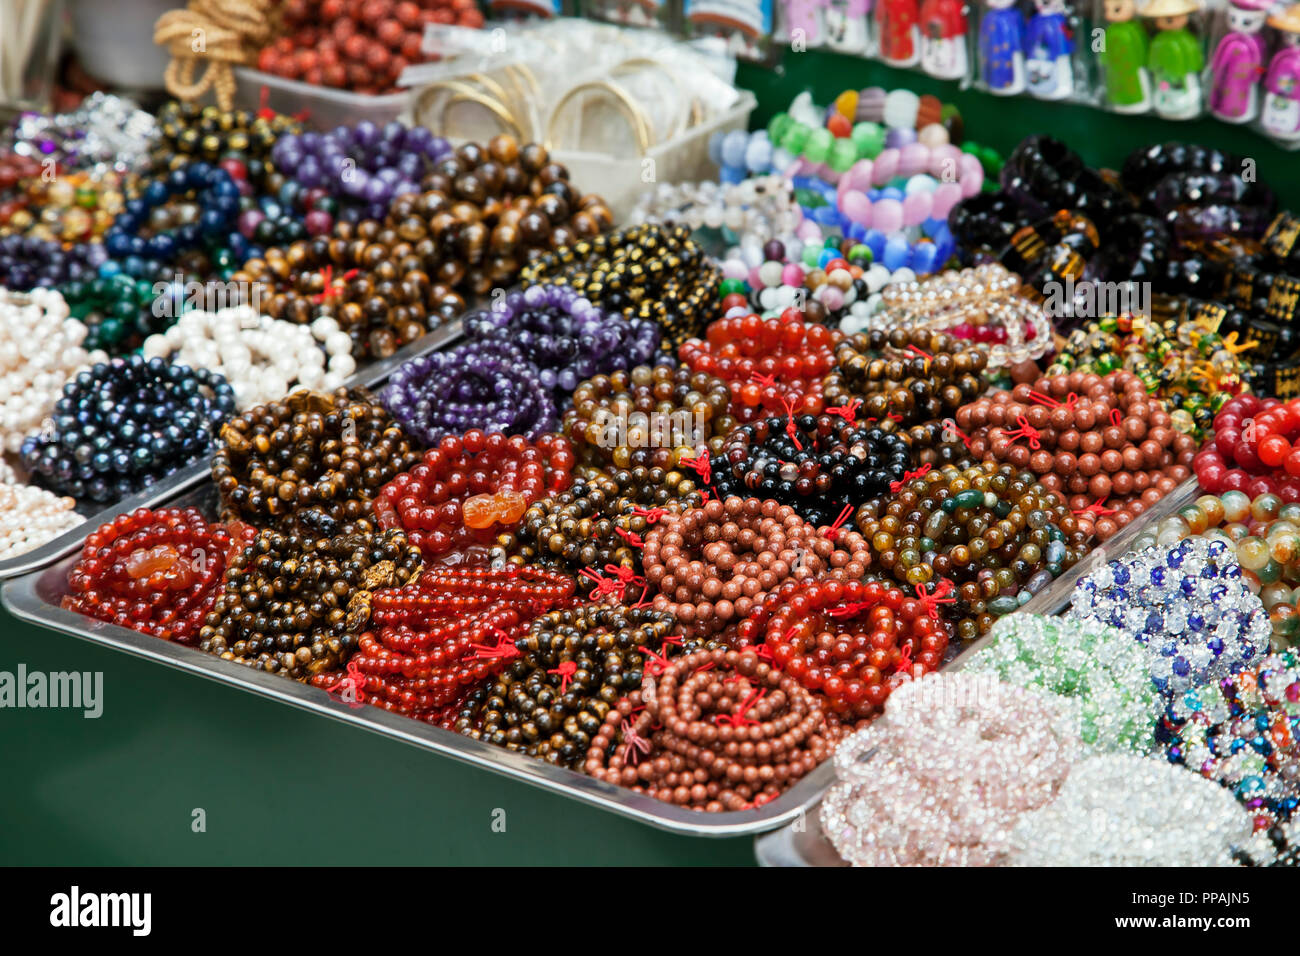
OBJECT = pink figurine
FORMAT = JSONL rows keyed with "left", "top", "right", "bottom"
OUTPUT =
{"left": 1263, "top": 4, "right": 1300, "bottom": 141}
{"left": 1209, "top": 0, "right": 1271, "bottom": 123}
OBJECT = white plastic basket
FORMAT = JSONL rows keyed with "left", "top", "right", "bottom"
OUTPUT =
{"left": 231, "top": 67, "right": 411, "bottom": 128}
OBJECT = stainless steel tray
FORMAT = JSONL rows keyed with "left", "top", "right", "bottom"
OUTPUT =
{"left": 1, "top": 475, "right": 835, "bottom": 836}
{"left": 0, "top": 319, "right": 464, "bottom": 581}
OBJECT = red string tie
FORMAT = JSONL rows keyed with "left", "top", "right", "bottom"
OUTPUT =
{"left": 826, "top": 398, "right": 862, "bottom": 425}
{"left": 889, "top": 462, "right": 932, "bottom": 494}
{"left": 680, "top": 448, "right": 712, "bottom": 485}
{"left": 828, "top": 601, "right": 876, "bottom": 619}
{"left": 1027, "top": 390, "right": 1079, "bottom": 410}
{"left": 257, "top": 85, "right": 274, "bottom": 120}
{"left": 915, "top": 579, "right": 956, "bottom": 621}
{"left": 620, "top": 719, "right": 652, "bottom": 765}
{"left": 630, "top": 507, "right": 667, "bottom": 524}
{"left": 579, "top": 566, "right": 621, "bottom": 602}
{"left": 311, "top": 265, "right": 359, "bottom": 304}
{"left": 1110, "top": 408, "right": 1123, "bottom": 428}
{"left": 1073, "top": 496, "right": 1118, "bottom": 517}
{"left": 548, "top": 660, "right": 578, "bottom": 694}
{"left": 640, "top": 646, "right": 674, "bottom": 677}
{"left": 822, "top": 503, "right": 855, "bottom": 540}
{"left": 906, "top": 344, "right": 933, "bottom": 370}
{"left": 469, "top": 627, "right": 520, "bottom": 660}
{"left": 750, "top": 371, "right": 777, "bottom": 390}
{"left": 779, "top": 393, "right": 803, "bottom": 451}
{"left": 614, "top": 527, "right": 645, "bottom": 549}
{"left": 895, "top": 641, "right": 914, "bottom": 675}
{"left": 324, "top": 659, "right": 367, "bottom": 708}
{"left": 942, "top": 418, "right": 973, "bottom": 448}
{"left": 715, "top": 688, "right": 766, "bottom": 727}
{"left": 1003, "top": 414, "right": 1042, "bottom": 449}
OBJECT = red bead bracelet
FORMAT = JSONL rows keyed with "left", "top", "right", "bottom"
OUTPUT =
{"left": 63, "top": 507, "right": 256, "bottom": 644}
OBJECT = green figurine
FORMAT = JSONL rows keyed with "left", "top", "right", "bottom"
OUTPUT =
{"left": 1101, "top": 0, "right": 1151, "bottom": 112}
{"left": 1140, "top": 0, "right": 1205, "bottom": 119}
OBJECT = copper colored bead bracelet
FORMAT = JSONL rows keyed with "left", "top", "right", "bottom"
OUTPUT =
{"left": 641, "top": 495, "right": 874, "bottom": 642}
{"left": 583, "top": 646, "right": 836, "bottom": 812}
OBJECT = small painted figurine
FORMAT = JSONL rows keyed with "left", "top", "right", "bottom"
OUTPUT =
{"left": 785, "top": 0, "right": 828, "bottom": 47}
{"left": 920, "top": 0, "right": 968, "bottom": 78}
{"left": 981, "top": 0, "right": 1027, "bottom": 94}
{"left": 1263, "top": 4, "right": 1300, "bottom": 141}
{"left": 1209, "top": 0, "right": 1271, "bottom": 123}
{"left": 826, "top": 0, "right": 871, "bottom": 53}
{"left": 1101, "top": 0, "right": 1150, "bottom": 112}
{"left": 1141, "top": 0, "right": 1205, "bottom": 119}
{"left": 877, "top": 0, "right": 921, "bottom": 65}
{"left": 1025, "top": 0, "right": 1074, "bottom": 99}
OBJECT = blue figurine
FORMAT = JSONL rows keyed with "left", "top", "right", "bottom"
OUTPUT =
{"left": 1025, "top": 0, "right": 1075, "bottom": 99}
{"left": 981, "top": 0, "right": 1027, "bottom": 94}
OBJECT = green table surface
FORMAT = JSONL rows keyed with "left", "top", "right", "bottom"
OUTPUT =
{"left": 6, "top": 48, "right": 1295, "bottom": 867}
{"left": 0, "top": 606, "right": 756, "bottom": 865}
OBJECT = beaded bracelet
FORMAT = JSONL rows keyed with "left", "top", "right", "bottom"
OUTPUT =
{"left": 382, "top": 339, "right": 558, "bottom": 444}
{"left": 199, "top": 526, "right": 424, "bottom": 681}
{"left": 641, "top": 496, "right": 874, "bottom": 643}
{"left": 1194, "top": 394, "right": 1300, "bottom": 502}
{"left": 1158, "top": 649, "right": 1300, "bottom": 834}
{"left": 562, "top": 363, "right": 734, "bottom": 475}
{"left": 519, "top": 222, "right": 719, "bottom": 352}
{"left": 963, "top": 613, "right": 1160, "bottom": 754}
{"left": 21, "top": 355, "right": 236, "bottom": 503}
{"left": 234, "top": 215, "right": 468, "bottom": 360}
{"left": 372, "top": 430, "right": 575, "bottom": 562}
{"left": 63, "top": 507, "right": 256, "bottom": 645}
{"left": 1046, "top": 312, "right": 1250, "bottom": 441}
{"left": 855, "top": 461, "right": 1088, "bottom": 640}
{"left": 0, "top": 481, "right": 82, "bottom": 560}
{"left": 212, "top": 387, "right": 420, "bottom": 534}
{"left": 1066, "top": 537, "right": 1272, "bottom": 695}
{"left": 584, "top": 646, "right": 837, "bottom": 811}
{"left": 957, "top": 371, "right": 1194, "bottom": 539}
{"left": 738, "top": 576, "right": 950, "bottom": 720}
{"left": 459, "top": 604, "right": 679, "bottom": 768}
{"left": 821, "top": 327, "right": 987, "bottom": 429}
{"left": 721, "top": 234, "right": 878, "bottom": 324}
{"left": 462, "top": 284, "right": 661, "bottom": 399}
{"left": 142, "top": 304, "right": 355, "bottom": 404}
{"left": 711, "top": 413, "right": 913, "bottom": 527}
{"left": 1130, "top": 490, "right": 1300, "bottom": 646}
{"left": 0, "top": 287, "right": 107, "bottom": 454}
{"left": 320, "top": 566, "right": 578, "bottom": 723}
{"left": 491, "top": 468, "right": 700, "bottom": 576}
{"left": 1008, "top": 754, "right": 1252, "bottom": 867}
{"left": 677, "top": 309, "right": 839, "bottom": 425}
{"left": 2, "top": 167, "right": 127, "bottom": 244}
{"left": 820, "top": 672, "right": 1079, "bottom": 866}
{"left": 873, "top": 263, "right": 1051, "bottom": 372}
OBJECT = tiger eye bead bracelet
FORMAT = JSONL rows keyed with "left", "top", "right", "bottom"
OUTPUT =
{"left": 641, "top": 495, "right": 874, "bottom": 642}
{"left": 711, "top": 414, "right": 914, "bottom": 526}
{"left": 491, "top": 468, "right": 700, "bottom": 575}
{"left": 372, "top": 430, "right": 576, "bottom": 561}
{"left": 956, "top": 371, "right": 1195, "bottom": 539}
{"left": 563, "top": 363, "right": 734, "bottom": 474}
{"left": 199, "top": 526, "right": 424, "bottom": 680}
{"left": 678, "top": 309, "right": 839, "bottom": 424}
{"left": 458, "top": 604, "right": 678, "bottom": 768}
{"left": 321, "top": 566, "right": 578, "bottom": 722}
{"left": 62, "top": 507, "right": 257, "bottom": 644}
{"left": 415, "top": 137, "right": 613, "bottom": 298}
{"left": 583, "top": 646, "right": 837, "bottom": 811}
{"left": 854, "top": 460, "right": 1088, "bottom": 639}
{"left": 212, "top": 388, "right": 420, "bottom": 535}
{"left": 519, "top": 222, "right": 719, "bottom": 351}
{"left": 822, "top": 328, "right": 987, "bottom": 429}
{"left": 232, "top": 221, "right": 464, "bottom": 361}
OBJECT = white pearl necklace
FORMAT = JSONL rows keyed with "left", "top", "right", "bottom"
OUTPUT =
{"left": 0, "top": 287, "right": 107, "bottom": 454}
{"left": 141, "top": 306, "right": 355, "bottom": 409}
{"left": 0, "top": 481, "right": 81, "bottom": 560}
